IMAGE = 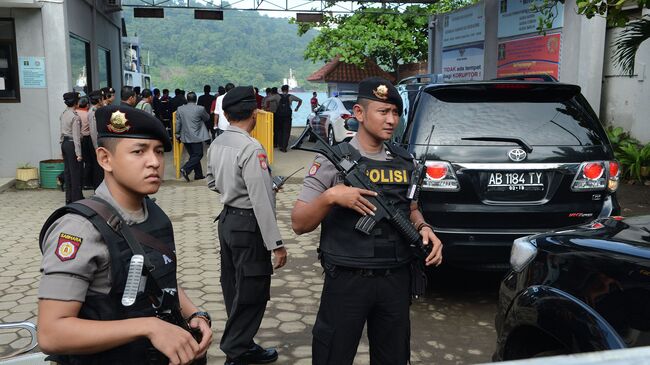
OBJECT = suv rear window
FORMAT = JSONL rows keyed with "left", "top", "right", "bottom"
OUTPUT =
{"left": 342, "top": 100, "right": 356, "bottom": 112}
{"left": 410, "top": 84, "right": 605, "bottom": 147}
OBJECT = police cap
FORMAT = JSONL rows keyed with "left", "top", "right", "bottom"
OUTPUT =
{"left": 63, "top": 91, "right": 80, "bottom": 104}
{"left": 222, "top": 86, "right": 257, "bottom": 114}
{"left": 95, "top": 104, "right": 172, "bottom": 152}
{"left": 357, "top": 77, "right": 403, "bottom": 116}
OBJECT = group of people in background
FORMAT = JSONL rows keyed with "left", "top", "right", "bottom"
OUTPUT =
{"left": 60, "top": 83, "right": 306, "bottom": 201}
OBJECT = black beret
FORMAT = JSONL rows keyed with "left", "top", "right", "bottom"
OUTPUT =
{"left": 222, "top": 86, "right": 257, "bottom": 113}
{"left": 63, "top": 92, "right": 80, "bottom": 103}
{"left": 100, "top": 87, "right": 115, "bottom": 96}
{"left": 88, "top": 90, "right": 103, "bottom": 104}
{"left": 357, "top": 77, "right": 403, "bottom": 116}
{"left": 95, "top": 105, "right": 172, "bottom": 152}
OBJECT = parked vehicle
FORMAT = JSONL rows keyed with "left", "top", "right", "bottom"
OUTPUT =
{"left": 307, "top": 94, "right": 357, "bottom": 145}
{"left": 494, "top": 215, "right": 650, "bottom": 360}
{"left": 402, "top": 80, "right": 620, "bottom": 270}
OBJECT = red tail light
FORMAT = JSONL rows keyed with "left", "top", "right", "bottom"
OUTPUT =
{"left": 583, "top": 162, "right": 604, "bottom": 180}
{"left": 422, "top": 161, "right": 460, "bottom": 191}
{"left": 426, "top": 164, "right": 448, "bottom": 180}
{"left": 609, "top": 162, "right": 620, "bottom": 179}
{"left": 492, "top": 84, "right": 532, "bottom": 89}
{"left": 571, "top": 161, "right": 618, "bottom": 192}
{"left": 341, "top": 113, "right": 352, "bottom": 120}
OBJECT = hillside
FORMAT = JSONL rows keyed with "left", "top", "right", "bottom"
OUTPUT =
{"left": 123, "top": 8, "right": 325, "bottom": 92}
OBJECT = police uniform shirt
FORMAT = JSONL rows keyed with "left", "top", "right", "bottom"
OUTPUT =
{"left": 60, "top": 107, "right": 83, "bottom": 157}
{"left": 38, "top": 182, "right": 149, "bottom": 302}
{"left": 88, "top": 105, "right": 100, "bottom": 149}
{"left": 297, "top": 136, "right": 391, "bottom": 203}
{"left": 206, "top": 125, "right": 282, "bottom": 251}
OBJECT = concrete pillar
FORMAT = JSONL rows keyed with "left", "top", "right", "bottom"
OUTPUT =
{"left": 41, "top": 1, "right": 72, "bottom": 159}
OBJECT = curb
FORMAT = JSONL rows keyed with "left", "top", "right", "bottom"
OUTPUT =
{"left": 0, "top": 178, "right": 15, "bottom": 193}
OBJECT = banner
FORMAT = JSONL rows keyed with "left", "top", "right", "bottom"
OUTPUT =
{"left": 497, "top": 34, "right": 561, "bottom": 79}
{"left": 442, "top": 44, "right": 485, "bottom": 82}
{"left": 442, "top": 3, "right": 485, "bottom": 48}
{"left": 497, "top": 0, "right": 564, "bottom": 38}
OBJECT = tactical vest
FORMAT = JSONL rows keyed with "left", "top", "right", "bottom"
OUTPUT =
{"left": 39, "top": 198, "right": 178, "bottom": 365}
{"left": 320, "top": 143, "right": 415, "bottom": 269}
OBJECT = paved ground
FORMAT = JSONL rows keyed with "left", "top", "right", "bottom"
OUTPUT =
{"left": 1, "top": 129, "right": 649, "bottom": 364}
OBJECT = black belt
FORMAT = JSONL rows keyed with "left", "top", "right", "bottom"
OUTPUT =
{"left": 224, "top": 206, "right": 255, "bottom": 217}
{"left": 62, "top": 136, "right": 73, "bottom": 141}
{"left": 335, "top": 265, "right": 405, "bottom": 277}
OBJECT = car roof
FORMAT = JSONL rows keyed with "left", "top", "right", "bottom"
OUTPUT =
{"left": 420, "top": 81, "right": 582, "bottom": 102}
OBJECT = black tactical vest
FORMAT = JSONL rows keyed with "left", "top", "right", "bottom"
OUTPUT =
{"left": 320, "top": 143, "right": 415, "bottom": 269}
{"left": 39, "top": 198, "right": 178, "bottom": 365}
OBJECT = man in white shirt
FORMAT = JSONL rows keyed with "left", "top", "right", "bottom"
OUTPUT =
{"left": 214, "top": 83, "right": 235, "bottom": 136}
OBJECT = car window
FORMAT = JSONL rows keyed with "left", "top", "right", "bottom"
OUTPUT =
{"left": 342, "top": 100, "right": 356, "bottom": 113}
{"left": 409, "top": 91, "right": 604, "bottom": 146}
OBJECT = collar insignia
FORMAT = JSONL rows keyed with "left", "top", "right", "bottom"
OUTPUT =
{"left": 108, "top": 111, "right": 130, "bottom": 134}
{"left": 373, "top": 85, "right": 389, "bottom": 100}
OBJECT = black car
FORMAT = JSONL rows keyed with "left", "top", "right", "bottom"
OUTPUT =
{"left": 402, "top": 80, "right": 621, "bottom": 270}
{"left": 493, "top": 215, "right": 650, "bottom": 360}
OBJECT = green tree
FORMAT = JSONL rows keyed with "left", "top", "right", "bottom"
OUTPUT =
{"left": 296, "top": 0, "right": 476, "bottom": 79}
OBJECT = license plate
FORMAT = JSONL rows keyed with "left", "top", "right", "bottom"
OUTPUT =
{"left": 487, "top": 172, "right": 545, "bottom": 192}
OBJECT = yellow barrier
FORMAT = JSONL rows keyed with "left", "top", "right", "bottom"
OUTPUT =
{"left": 171, "top": 112, "right": 183, "bottom": 179}
{"left": 173, "top": 110, "right": 273, "bottom": 179}
{"left": 252, "top": 110, "right": 274, "bottom": 164}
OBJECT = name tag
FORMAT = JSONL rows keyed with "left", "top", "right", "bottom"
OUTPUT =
{"left": 365, "top": 168, "right": 410, "bottom": 184}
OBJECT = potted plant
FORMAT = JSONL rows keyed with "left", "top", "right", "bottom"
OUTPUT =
{"left": 15, "top": 163, "right": 39, "bottom": 189}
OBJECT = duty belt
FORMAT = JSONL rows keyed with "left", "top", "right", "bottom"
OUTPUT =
{"left": 224, "top": 206, "right": 255, "bottom": 217}
{"left": 335, "top": 265, "right": 407, "bottom": 277}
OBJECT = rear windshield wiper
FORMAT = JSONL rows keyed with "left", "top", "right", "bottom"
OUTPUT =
{"left": 460, "top": 136, "right": 533, "bottom": 153}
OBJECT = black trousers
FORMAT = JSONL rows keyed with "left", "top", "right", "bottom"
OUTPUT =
{"left": 272, "top": 113, "right": 280, "bottom": 147}
{"left": 182, "top": 142, "right": 204, "bottom": 178}
{"left": 218, "top": 207, "right": 273, "bottom": 359}
{"left": 81, "top": 136, "right": 99, "bottom": 189}
{"left": 276, "top": 113, "right": 292, "bottom": 150}
{"left": 312, "top": 264, "right": 411, "bottom": 365}
{"left": 61, "top": 139, "right": 83, "bottom": 204}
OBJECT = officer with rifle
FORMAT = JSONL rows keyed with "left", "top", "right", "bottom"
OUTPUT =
{"left": 291, "top": 77, "right": 443, "bottom": 365}
{"left": 37, "top": 105, "right": 213, "bottom": 365}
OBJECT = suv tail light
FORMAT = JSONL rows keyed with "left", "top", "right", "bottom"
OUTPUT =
{"left": 341, "top": 113, "right": 352, "bottom": 120}
{"left": 571, "top": 161, "right": 619, "bottom": 192}
{"left": 422, "top": 161, "right": 460, "bottom": 191}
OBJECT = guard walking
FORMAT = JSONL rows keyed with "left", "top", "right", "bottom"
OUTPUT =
{"left": 37, "top": 105, "right": 213, "bottom": 365}
{"left": 206, "top": 86, "right": 288, "bottom": 365}
{"left": 291, "top": 77, "right": 443, "bottom": 365}
{"left": 60, "top": 91, "right": 83, "bottom": 203}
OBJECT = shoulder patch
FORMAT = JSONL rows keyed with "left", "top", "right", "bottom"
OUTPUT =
{"left": 56, "top": 233, "right": 83, "bottom": 261}
{"left": 309, "top": 161, "right": 321, "bottom": 176}
{"left": 258, "top": 153, "right": 268, "bottom": 170}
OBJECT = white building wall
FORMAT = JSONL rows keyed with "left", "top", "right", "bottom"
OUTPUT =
{"left": 431, "top": 0, "right": 607, "bottom": 112}
{"left": 600, "top": 9, "right": 650, "bottom": 143}
{"left": 0, "top": 0, "right": 121, "bottom": 178}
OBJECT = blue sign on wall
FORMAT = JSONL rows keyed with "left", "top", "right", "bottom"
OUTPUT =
{"left": 497, "top": 0, "right": 564, "bottom": 38}
{"left": 18, "top": 56, "right": 47, "bottom": 89}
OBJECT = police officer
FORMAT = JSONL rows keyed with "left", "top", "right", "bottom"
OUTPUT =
{"left": 60, "top": 91, "right": 84, "bottom": 204}
{"left": 206, "top": 86, "right": 288, "bottom": 365}
{"left": 291, "top": 77, "right": 443, "bottom": 365}
{"left": 87, "top": 90, "right": 105, "bottom": 189}
{"left": 100, "top": 87, "right": 116, "bottom": 106}
{"left": 37, "top": 105, "right": 213, "bottom": 365}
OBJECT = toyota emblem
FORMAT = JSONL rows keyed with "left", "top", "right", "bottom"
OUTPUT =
{"left": 508, "top": 148, "right": 527, "bottom": 162}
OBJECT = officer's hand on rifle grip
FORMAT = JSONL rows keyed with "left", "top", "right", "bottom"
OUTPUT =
{"left": 326, "top": 185, "right": 377, "bottom": 217}
{"left": 147, "top": 317, "right": 200, "bottom": 365}
{"left": 420, "top": 227, "right": 443, "bottom": 267}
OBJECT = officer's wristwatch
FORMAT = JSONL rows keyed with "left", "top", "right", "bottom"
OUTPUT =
{"left": 187, "top": 311, "right": 212, "bottom": 328}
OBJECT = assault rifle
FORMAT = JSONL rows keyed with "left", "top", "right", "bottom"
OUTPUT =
{"left": 291, "top": 125, "right": 431, "bottom": 260}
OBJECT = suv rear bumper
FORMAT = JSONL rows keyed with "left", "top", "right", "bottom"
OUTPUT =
{"left": 429, "top": 194, "right": 620, "bottom": 270}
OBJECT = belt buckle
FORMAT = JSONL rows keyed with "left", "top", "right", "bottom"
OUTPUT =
{"left": 360, "top": 268, "right": 374, "bottom": 277}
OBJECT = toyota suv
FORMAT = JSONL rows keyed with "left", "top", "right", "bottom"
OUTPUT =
{"left": 402, "top": 80, "right": 620, "bottom": 270}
